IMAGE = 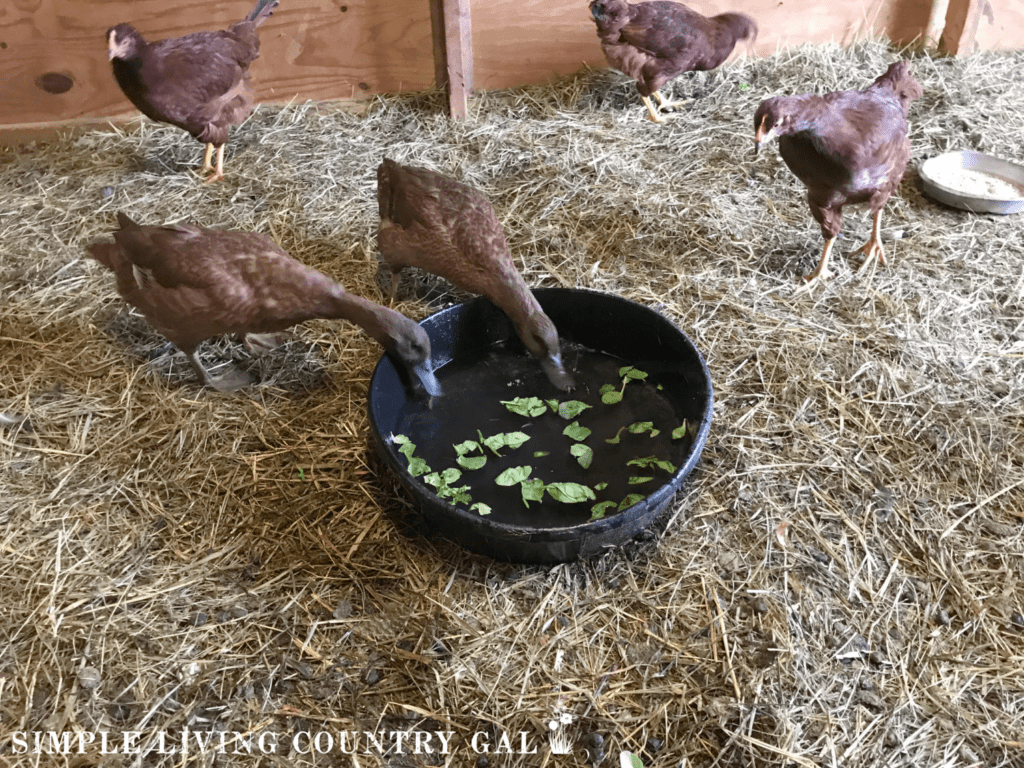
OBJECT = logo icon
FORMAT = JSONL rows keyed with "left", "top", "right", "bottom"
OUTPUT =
{"left": 547, "top": 711, "right": 574, "bottom": 755}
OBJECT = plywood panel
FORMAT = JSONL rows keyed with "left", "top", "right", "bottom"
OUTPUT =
{"left": 470, "top": 0, "right": 939, "bottom": 92}
{"left": 0, "top": 0, "right": 436, "bottom": 127}
{"left": 2, "top": 0, "right": 1022, "bottom": 132}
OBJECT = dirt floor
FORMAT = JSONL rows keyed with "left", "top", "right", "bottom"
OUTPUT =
{"left": 1, "top": 40, "right": 1023, "bottom": 768}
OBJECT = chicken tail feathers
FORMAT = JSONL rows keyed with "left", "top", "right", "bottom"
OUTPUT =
{"left": 377, "top": 158, "right": 399, "bottom": 222}
{"left": 116, "top": 211, "right": 140, "bottom": 231}
{"left": 377, "top": 158, "right": 434, "bottom": 231}
{"left": 245, "top": 0, "right": 279, "bottom": 27}
{"left": 870, "top": 61, "right": 923, "bottom": 115}
{"left": 715, "top": 12, "right": 758, "bottom": 48}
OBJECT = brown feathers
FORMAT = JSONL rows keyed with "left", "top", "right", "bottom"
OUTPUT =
{"left": 590, "top": 0, "right": 757, "bottom": 122}
{"left": 754, "top": 61, "right": 923, "bottom": 285}
{"left": 377, "top": 159, "right": 574, "bottom": 391}
{"left": 88, "top": 212, "right": 439, "bottom": 395}
{"left": 107, "top": 0, "right": 280, "bottom": 182}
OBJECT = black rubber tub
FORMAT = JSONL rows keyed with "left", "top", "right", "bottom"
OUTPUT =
{"left": 368, "top": 288, "right": 713, "bottom": 563}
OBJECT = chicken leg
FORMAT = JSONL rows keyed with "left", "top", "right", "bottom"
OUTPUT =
{"left": 853, "top": 209, "right": 888, "bottom": 274}
{"left": 796, "top": 236, "right": 837, "bottom": 292}
{"left": 197, "top": 143, "right": 226, "bottom": 183}
{"left": 641, "top": 95, "right": 666, "bottom": 123}
{"left": 200, "top": 142, "right": 215, "bottom": 174}
{"left": 653, "top": 91, "right": 692, "bottom": 110}
{"left": 186, "top": 349, "right": 255, "bottom": 391}
{"left": 641, "top": 91, "right": 693, "bottom": 122}
{"left": 206, "top": 145, "right": 226, "bottom": 184}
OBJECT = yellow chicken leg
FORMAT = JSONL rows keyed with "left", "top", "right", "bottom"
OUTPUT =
{"left": 204, "top": 144, "right": 226, "bottom": 184}
{"left": 200, "top": 142, "right": 215, "bottom": 173}
{"left": 853, "top": 209, "right": 888, "bottom": 274}
{"left": 641, "top": 95, "right": 666, "bottom": 123}
{"left": 653, "top": 90, "right": 692, "bottom": 111}
{"left": 796, "top": 236, "right": 837, "bottom": 293}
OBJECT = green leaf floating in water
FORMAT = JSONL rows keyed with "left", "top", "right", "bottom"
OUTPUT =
{"left": 619, "top": 365, "right": 648, "bottom": 381}
{"left": 454, "top": 439, "right": 487, "bottom": 470}
{"left": 502, "top": 431, "right": 531, "bottom": 450}
{"left": 570, "top": 443, "right": 593, "bottom": 469}
{"left": 628, "top": 421, "right": 655, "bottom": 435}
{"left": 479, "top": 430, "right": 532, "bottom": 456}
{"left": 618, "top": 493, "right": 645, "bottom": 511}
{"left": 672, "top": 421, "right": 689, "bottom": 440}
{"left": 628, "top": 476, "right": 654, "bottom": 485}
{"left": 600, "top": 383, "right": 623, "bottom": 405}
{"left": 394, "top": 434, "right": 431, "bottom": 477}
{"left": 496, "top": 465, "right": 532, "bottom": 486}
{"left": 457, "top": 454, "right": 487, "bottom": 470}
{"left": 533, "top": 450, "right": 550, "bottom": 458}
{"left": 590, "top": 500, "right": 617, "bottom": 519}
{"left": 501, "top": 397, "right": 547, "bottom": 417}
{"left": 628, "top": 455, "right": 677, "bottom": 474}
{"left": 563, "top": 421, "right": 592, "bottom": 442}
{"left": 448, "top": 486, "right": 473, "bottom": 505}
{"left": 556, "top": 400, "right": 592, "bottom": 419}
{"left": 521, "top": 477, "right": 545, "bottom": 507}
{"left": 406, "top": 457, "right": 431, "bottom": 477}
{"left": 470, "top": 502, "right": 492, "bottom": 516}
{"left": 594, "top": 482, "right": 608, "bottom": 491}
{"left": 424, "top": 467, "right": 471, "bottom": 504}
{"left": 453, "top": 439, "right": 479, "bottom": 456}
{"left": 546, "top": 482, "right": 595, "bottom": 503}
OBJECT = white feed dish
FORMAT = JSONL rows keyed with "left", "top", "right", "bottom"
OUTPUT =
{"left": 919, "top": 150, "right": 1024, "bottom": 214}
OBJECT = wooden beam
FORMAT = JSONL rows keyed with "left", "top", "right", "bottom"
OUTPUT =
{"left": 940, "top": 0, "right": 982, "bottom": 56}
{"left": 428, "top": 0, "right": 473, "bottom": 119}
{"left": 428, "top": 0, "right": 449, "bottom": 95}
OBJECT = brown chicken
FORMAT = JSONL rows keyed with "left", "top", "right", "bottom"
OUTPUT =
{"left": 88, "top": 212, "right": 440, "bottom": 396}
{"left": 377, "top": 159, "right": 574, "bottom": 392}
{"left": 107, "top": 0, "right": 279, "bottom": 183}
{"left": 590, "top": 0, "right": 757, "bottom": 123}
{"left": 753, "top": 61, "right": 923, "bottom": 287}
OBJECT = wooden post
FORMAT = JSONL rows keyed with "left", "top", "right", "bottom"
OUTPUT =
{"left": 939, "top": 0, "right": 982, "bottom": 56}
{"left": 428, "top": 0, "right": 473, "bottom": 119}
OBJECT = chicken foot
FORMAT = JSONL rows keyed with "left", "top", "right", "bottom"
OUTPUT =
{"left": 186, "top": 349, "right": 256, "bottom": 392}
{"left": 641, "top": 95, "right": 667, "bottom": 123}
{"left": 853, "top": 209, "right": 888, "bottom": 274}
{"left": 641, "top": 91, "right": 693, "bottom": 122}
{"left": 653, "top": 91, "right": 692, "bottom": 110}
{"left": 197, "top": 142, "right": 226, "bottom": 183}
{"left": 796, "top": 236, "right": 837, "bottom": 293}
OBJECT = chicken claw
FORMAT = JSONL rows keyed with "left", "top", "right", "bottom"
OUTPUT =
{"left": 853, "top": 210, "right": 888, "bottom": 274}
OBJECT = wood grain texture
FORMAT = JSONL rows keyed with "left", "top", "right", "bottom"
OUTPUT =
{"left": 941, "top": 0, "right": 983, "bottom": 55}
{"left": 441, "top": 0, "right": 472, "bottom": 118}
{"left": 2, "top": 0, "right": 1022, "bottom": 131}
{"left": 0, "top": 0, "right": 436, "bottom": 127}
{"left": 468, "top": 0, "right": 942, "bottom": 91}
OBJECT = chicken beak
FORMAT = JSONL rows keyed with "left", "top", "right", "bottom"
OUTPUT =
{"left": 753, "top": 116, "right": 768, "bottom": 155}
{"left": 411, "top": 360, "right": 442, "bottom": 400}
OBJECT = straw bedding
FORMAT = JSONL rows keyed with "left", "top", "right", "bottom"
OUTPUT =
{"left": 1, "top": 40, "right": 1023, "bottom": 767}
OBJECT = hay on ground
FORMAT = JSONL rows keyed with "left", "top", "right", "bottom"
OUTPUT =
{"left": 1, "top": 39, "right": 1023, "bottom": 768}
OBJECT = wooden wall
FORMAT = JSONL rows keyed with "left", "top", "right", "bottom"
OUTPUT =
{"left": 0, "top": 0, "right": 1019, "bottom": 131}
